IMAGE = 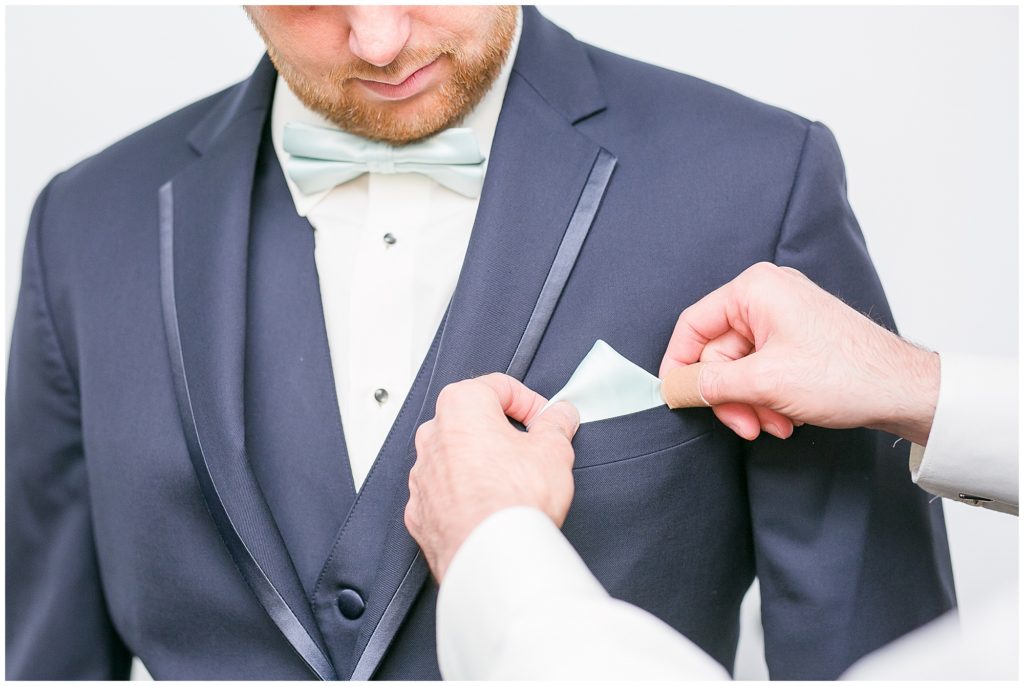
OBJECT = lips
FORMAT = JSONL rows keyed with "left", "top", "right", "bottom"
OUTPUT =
{"left": 355, "top": 58, "right": 441, "bottom": 101}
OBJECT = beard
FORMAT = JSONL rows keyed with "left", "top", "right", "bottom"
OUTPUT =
{"left": 261, "top": 7, "right": 517, "bottom": 145}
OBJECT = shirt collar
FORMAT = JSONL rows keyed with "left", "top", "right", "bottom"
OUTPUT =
{"left": 271, "top": 8, "right": 522, "bottom": 217}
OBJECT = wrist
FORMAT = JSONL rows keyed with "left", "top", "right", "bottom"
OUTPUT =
{"left": 872, "top": 336, "right": 940, "bottom": 445}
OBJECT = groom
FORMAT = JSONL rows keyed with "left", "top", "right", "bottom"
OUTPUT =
{"left": 7, "top": 6, "right": 954, "bottom": 680}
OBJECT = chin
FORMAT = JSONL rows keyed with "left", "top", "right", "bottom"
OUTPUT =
{"left": 351, "top": 95, "right": 461, "bottom": 144}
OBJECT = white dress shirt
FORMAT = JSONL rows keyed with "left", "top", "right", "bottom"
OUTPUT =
{"left": 436, "top": 353, "right": 1019, "bottom": 679}
{"left": 270, "top": 12, "right": 521, "bottom": 490}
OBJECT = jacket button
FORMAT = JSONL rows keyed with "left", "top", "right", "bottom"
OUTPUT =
{"left": 336, "top": 588, "right": 365, "bottom": 620}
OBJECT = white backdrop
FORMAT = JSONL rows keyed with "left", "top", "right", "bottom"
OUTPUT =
{"left": 5, "top": 5, "right": 1018, "bottom": 680}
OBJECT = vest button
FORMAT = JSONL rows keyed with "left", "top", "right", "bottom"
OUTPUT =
{"left": 336, "top": 588, "right": 366, "bottom": 620}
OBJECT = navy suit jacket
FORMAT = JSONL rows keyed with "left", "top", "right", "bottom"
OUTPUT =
{"left": 7, "top": 8, "right": 955, "bottom": 680}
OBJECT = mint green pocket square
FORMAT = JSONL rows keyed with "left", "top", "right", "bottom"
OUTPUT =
{"left": 541, "top": 340, "right": 665, "bottom": 424}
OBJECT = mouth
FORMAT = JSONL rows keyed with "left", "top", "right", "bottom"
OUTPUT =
{"left": 354, "top": 57, "right": 442, "bottom": 101}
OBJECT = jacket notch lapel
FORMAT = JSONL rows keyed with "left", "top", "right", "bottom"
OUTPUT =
{"left": 159, "top": 56, "right": 336, "bottom": 680}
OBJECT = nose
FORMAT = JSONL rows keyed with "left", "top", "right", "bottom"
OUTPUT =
{"left": 346, "top": 7, "right": 412, "bottom": 67}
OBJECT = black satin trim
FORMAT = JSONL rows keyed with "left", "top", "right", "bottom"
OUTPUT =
{"left": 350, "top": 550, "right": 429, "bottom": 680}
{"left": 159, "top": 181, "right": 337, "bottom": 681}
{"left": 506, "top": 148, "right": 617, "bottom": 379}
{"left": 349, "top": 147, "right": 617, "bottom": 679}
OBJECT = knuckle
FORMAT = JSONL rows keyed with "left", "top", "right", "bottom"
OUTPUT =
{"left": 744, "top": 261, "right": 781, "bottom": 289}
{"left": 414, "top": 422, "right": 433, "bottom": 451}
{"left": 477, "top": 372, "right": 506, "bottom": 385}
{"left": 435, "top": 383, "right": 459, "bottom": 409}
{"left": 700, "top": 365, "right": 723, "bottom": 404}
{"left": 749, "top": 261, "right": 777, "bottom": 278}
{"left": 403, "top": 503, "right": 418, "bottom": 533}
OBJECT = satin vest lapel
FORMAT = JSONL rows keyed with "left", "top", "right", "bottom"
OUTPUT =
{"left": 350, "top": 68, "right": 617, "bottom": 678}
{"left": 159, "top": 58, "right": 336, "bottom": 680}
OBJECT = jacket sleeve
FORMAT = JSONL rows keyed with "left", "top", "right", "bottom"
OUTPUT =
{"left": 5, "top": 178, "right": 132, "bottom": 679}
{"left": 747, "top": 122, "right": 957, "bottom": 679}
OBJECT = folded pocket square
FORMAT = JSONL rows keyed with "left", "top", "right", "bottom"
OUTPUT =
{"left": 541, "top": 340, "right": 665, "bottom": 423}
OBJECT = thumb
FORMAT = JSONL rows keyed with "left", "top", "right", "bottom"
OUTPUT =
{"left": 528, "top": 401, "right": 580, "bottom": 441}
{"left": 698, "top": 354, "right": 770, "bottom": 407}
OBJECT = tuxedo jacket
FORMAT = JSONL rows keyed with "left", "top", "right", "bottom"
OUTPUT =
{"left": 7, "top": 8, "right": 955, "bottom": 680}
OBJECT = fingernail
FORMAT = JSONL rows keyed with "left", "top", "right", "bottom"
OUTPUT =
{"left": 764, "top": 423, "right": 782, "bottom": 438}
{"left": 725, "top": 420, "right": 748, "bottom": 438}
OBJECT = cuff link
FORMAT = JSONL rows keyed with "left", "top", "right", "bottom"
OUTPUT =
{"left": 958, "top": 493, "right": 993, "bottom": 506}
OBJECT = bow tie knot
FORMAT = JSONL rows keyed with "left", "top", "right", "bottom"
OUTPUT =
{"left": 365, "top": 150, "right": 397, "bottom": 176}
{"left": 282, "top": 122, "right": 486, "bottom": 198}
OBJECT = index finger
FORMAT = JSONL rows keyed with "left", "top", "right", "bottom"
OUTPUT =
{"left": 659, "top": 278, "right": 754, "bottom": 378}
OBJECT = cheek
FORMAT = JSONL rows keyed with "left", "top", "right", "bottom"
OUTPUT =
{"left": 409, "top": 7, "right": 494, "bottom": 44}
{"left": 269, "top": 9, "right": 354, "bottom": 73}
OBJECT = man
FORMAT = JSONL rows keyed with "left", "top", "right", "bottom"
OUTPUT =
{"left": 6, "top": 6, "right": 954, "bottom": 680}
{"left": 405, "top": 262, "right": 1017, "bottom": 679}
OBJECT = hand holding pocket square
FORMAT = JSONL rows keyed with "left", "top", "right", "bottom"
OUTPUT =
{"left": 659, "top": 262, "right": 940, "bottom": 444}
{"left": 406, "top": 373, "right": 580, "bottom": 581}
{"left": 410, "top": 340, "right": 704, "bottom": 581}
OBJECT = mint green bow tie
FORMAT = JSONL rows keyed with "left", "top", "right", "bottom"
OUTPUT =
{"left": 282, "top": 122, "right": 486, "bottom": 198}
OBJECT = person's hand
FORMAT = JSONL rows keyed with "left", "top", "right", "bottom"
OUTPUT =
{"left": 660, "top": 262, "right": 940, "bottom": 445}
{"left": 405, "top": 373, "right": 580, "bottom": 581}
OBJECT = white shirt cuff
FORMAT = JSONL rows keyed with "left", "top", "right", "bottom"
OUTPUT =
{"left": 909, "top": 353, "right": 1018, "bottom": 514}
{"left": 436, "top": 506, "right": 607, "bottom": 679}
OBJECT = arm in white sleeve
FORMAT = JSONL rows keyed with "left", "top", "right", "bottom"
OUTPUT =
{"left": 436, "top": 506, "right": 730, "bottom": 680}
{"left": 909, "top": 353, "right": 1018, "bottom": 515}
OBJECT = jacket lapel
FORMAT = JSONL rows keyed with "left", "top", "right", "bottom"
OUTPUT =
{"left": 159, "top": 56, "right": 336, "bottom": 679}
{"left": 351, "top": 8, "right": 616, "bottom": 677}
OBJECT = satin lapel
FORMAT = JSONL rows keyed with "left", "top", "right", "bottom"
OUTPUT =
{"left": 159, "top": 57, "right": 336, "bottom": 680}
{"left": 350, "top": 68, "right": 617, "bottom": 678}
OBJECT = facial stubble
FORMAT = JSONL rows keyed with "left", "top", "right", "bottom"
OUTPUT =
{"left": 256, "top": 7, "right": 517, "bottom": 145}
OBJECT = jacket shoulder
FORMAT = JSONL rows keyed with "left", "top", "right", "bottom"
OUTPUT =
{"left": 50, "top": 80, "right": 242, "bottom": 199}
{"left": 29, "top": 80, "right": 248, "bottom": 294}
{"left": 583, "top": 45, "right": 812, "bottom": 145}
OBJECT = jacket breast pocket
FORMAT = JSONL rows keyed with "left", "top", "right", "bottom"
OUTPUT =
{"left": 571, "top": 404, "right": 714, "bottom": 470}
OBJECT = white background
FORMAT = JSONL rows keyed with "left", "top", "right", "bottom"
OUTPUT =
{"left": 5, "top": 5, "right": 1018, "bottom": 680}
